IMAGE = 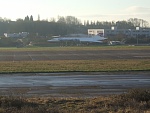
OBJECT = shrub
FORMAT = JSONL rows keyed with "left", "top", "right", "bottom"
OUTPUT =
{"left": 127, "top": 89, "right": 150, "bottom": 102}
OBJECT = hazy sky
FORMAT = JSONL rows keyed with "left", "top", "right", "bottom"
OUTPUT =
{"left": 1, "top": 0, "right": 150, "bottom": 22}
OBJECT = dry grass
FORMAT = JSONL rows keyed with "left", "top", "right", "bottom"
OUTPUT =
{"left": 0, "top": 89, "right": 150, "bottom": 113}
{"left": 0, "top": 59, "right": 149, "bottom": 73}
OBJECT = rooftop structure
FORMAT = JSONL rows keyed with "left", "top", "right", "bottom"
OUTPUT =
{"left": 4, "top": 32, "right": 29, "bottom": 38}
{"left": 88, "top": 27, "right": 150, "bottom": 38}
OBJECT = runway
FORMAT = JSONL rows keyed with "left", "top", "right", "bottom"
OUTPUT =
{"left": 0, "top": 49, "right": 150, "bottom": 61}
{"left": 0, "top": 72, "right": 150, "bottom": 97}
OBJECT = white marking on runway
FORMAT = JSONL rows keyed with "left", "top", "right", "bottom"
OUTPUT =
{"left": 27, "top": 52, "right": 34, "bottom": 61}
{"left": 134, "top": 56, "right": 150, "bottom": 58}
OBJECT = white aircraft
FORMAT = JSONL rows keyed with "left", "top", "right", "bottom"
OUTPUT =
{"left": 48, "top": 34, "right": 107, "bottom": 43}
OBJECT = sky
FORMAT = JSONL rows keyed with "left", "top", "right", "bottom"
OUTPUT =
{"left": 0, "top": 0, "right": 150, "bottom": 23}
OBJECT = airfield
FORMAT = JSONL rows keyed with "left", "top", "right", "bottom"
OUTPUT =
{"left": 0, "top": 49, "right": 150, "bottom": 61}
{"left": 0, "top": 47, "right": 150, "bottom": 97}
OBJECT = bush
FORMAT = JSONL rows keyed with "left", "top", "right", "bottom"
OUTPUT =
{"left": 0, "top": 91, "right": 150, "bottom": 113}
{"left": 0, "top": 97, "right": 37, "bottom": 109}
{"left": 127, "top": 89, "right": 150, "bottom": 102}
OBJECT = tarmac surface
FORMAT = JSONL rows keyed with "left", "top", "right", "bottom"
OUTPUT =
{"left": 0, "top": 72, "right": 150, "bottom": 97}
{"left": 0, "top": 49, "right": 150, "bottom": 61}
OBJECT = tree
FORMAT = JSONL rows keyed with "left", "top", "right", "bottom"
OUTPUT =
{"left": 24, "top": 16, "right": 29, "bottom": 21}
{"left": 65, "top": 16, "right": 81, "bottom": 25}
{"left": 86, "top": 20, "right": 89, "bottom": 26}
{"left": 16, "top": 18, "right": 24, "bottom": 22}
{"left": 38, "top": 14, "right": 40, "bottom": 21}
{"left": 30, "top": 15, "right": 33, "bottom": 21}
{"left": 49, "top": 18, "right": 56, "bottom": 22}
{"left": 57, "top": 16, "right": 66, "bottom": 23}
{"left": 116, "top": 21, "right": 134, "bottom": 29}
{"left": 128, "top": 18, "right": 149, "bottom": 28}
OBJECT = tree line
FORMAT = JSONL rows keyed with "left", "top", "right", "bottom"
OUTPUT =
{"left": 0, "top": 16, "right": 149, "bottom": 37}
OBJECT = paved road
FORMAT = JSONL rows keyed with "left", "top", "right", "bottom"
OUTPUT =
{"left": 0, "top": 72, "right": 150, "bottom": 97}
{"left": 0, "top": 50, "right": 150, "bottom": 61}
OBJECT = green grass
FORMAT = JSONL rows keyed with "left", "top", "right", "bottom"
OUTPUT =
{"left": 0, "top": 59, "right": 149, "bottom": 73}
{"left": 0, "top": 46, "right": 149, "bottom": 73}
{"left": 0, "top": 45, "right": 149, "bottom": 51}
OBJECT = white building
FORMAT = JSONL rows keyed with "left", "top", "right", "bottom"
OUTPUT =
{"left": 4, "top": 32, "right": 29, "bottom": 38}
{"left": 88, "top": 27, "right": 150, "bottom": 38}
{"left": 88, "top": 29, "right": 104, "bottom": 36}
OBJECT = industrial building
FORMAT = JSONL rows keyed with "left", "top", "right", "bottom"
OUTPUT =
{"left": 88, "top": 29, "right": 105, "bottom": 36}
{"left": 4, "top": 32, "right": 29, "bottom": 38}
{"left": 88, "top": 27, "right": 150, "bottom": 38}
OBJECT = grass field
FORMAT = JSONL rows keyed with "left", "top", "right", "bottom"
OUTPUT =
{"left": 0, "top": 46, "right": 149, "bottom": 73}
{"left": 0, "top": 46, "right": 150, "bottom": 112}
{"left": 0, "top": 45, "right": 150, "bottom": 51}
{"left": 0, "top": 59, "right": 149, "bottom": 73}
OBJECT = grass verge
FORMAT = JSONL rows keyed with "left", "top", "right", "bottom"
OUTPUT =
{"left": 0, "top": 89, "right": 150, "bottom": 113}
{"left": 0, "top": 46, "right": 149, "bottom": 52}
{"left": 0, "top": 59, "right": 149, "bottom": 73}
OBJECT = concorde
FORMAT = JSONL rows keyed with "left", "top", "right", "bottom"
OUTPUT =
{"left": 48, "top": 34, "right": 107, "bottom": 43}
